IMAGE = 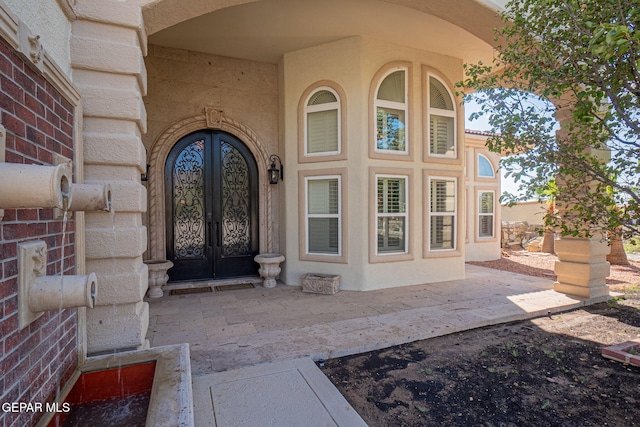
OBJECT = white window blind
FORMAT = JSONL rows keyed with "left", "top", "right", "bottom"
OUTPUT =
{"left": 377, "top": 71, "right": 405, "bottom": 103}
{"left": 307, "top": 110, "right": 338, "bottom": 153}
{"left": 306, "top": 177, "right": 340, "bottom": 254}
{"left": 376, "top": 176, "right": 407, "bottom": 253}
{"left": 428, "top": 76, "right": 456, "bottom": 157}
{"left": 309, "top": 90, "right": 337, "bottom": 105}
{"left": 305, "top": 88, "right": 340, "bottom": 156}
{"left": 430, "top": 78, "right": 454, "bottom": 110}
{"left": 429, "top": 178, "right": 456, "bottom": 250}
{"left": 429, "top": 115, "right": 455, "bottom": 156}
{"left": 375, "top": 69, "right": 408, "bottom": 153}
{"left": 478, "top": 191, "right": 494, "bottom": 238}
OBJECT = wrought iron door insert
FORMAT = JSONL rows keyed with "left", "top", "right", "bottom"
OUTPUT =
{"left": 165, "top": 131, "right": 259, "bottom": 282}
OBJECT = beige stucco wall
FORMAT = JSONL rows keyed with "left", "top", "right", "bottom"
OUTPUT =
{"left": 143, "top": 45, "right": 279, "bottom": 152}
{"left": 281, "top": 36, "right": 466, "bottom": 291}
{"left": 501, "top": 200, "right": 547, "bottom": 225}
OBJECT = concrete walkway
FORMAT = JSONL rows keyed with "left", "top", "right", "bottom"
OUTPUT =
{"left": 145, "top": 265, "right": 608, "bottom": 426}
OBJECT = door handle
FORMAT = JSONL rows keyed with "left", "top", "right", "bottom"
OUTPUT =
{"left": 207, "top": 214, "right": 213, "bottom": 247}
{"left": 216, "top": 222, "right": 221, "bottom": 247}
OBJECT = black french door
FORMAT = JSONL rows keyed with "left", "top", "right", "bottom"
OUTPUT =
{"left": 165, "top": 130, "right": 259, "bottom": 281}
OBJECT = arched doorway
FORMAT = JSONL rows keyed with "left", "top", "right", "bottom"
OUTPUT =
{"left": 164, "top": 130, "right": 259, "bottom": 281}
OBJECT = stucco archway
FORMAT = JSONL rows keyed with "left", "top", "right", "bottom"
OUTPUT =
{"left": 147, "top": 111, "right": 276, "bottom": 263}
{"left": 140, "top": 0, "right": 502, "bottom": 47}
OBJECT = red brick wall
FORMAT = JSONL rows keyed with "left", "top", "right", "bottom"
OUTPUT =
{"left": 0, "top": 37, "right": 78, "bottom": 427}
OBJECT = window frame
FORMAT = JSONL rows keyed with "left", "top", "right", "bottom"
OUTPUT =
{"left": 374, "top": 68, "right": 408, "bottom": 154}
{"left": 477, "top": 153, "right": 496, "bottom": 179}
{"left": 369, "top": 167, "right": 414, "bottom": 263}
{"left": 424, "top": 70, "right": 460, "bottom": 163}
{"left": 304, "top": 86, "right": 341, "bottom": 157}
{"left": 298, "top": 81, "right": 347, "bottom": 163}
{"left": 476, "top": 189, "right": 497, "bottom": 242}
{"left": 369, "top": 62, "right": 413, "bottom": 161}
{"left": 376, "top": 174, "right": 408, "bottom": 254}
{"left": 426, "top": 175, "right": 459, "bottom": 253}
{"left": 305, "top": 175, "right": 342, "bottom": 256}
{"left": 298, "top": 168, "right": 348, "bottom": 263}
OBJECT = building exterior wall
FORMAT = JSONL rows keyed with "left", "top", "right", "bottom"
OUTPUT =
{"left": 144, "top": 45, "right": 279, "bottom": 153}
{"left": 143, "top": 45, "right": 281, "bottom": 261}
{"left": 281, "top": 36, "right": 466, "bottom": 291}
{"left": 0, "top": 35, "right": 77, "bottom": 427}
{"left": 501, "top": 200, "right": 546, "bottom": 226}
{"left": 464, "top": 134, "right": 501, "bottom": 262}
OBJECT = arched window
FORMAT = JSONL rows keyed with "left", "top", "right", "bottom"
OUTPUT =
{"left": 375, "top": 68, "right": 408, "bottom": 153}
{"left": 304, "top": 87, "right": 341, "bottom": 156}
{"left": 428, "top": 76, "right": 456, "bottom": 158}
{"left": 477, "top": 154, "right": 495, "bottom": 177}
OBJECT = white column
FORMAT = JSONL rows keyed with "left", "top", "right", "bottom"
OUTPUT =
{"left": 72, "top": 0, "right": 149, "bottom": 353}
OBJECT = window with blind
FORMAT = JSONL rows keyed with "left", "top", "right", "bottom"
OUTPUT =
{"left": 478, "top": 154, "right": 495, "bottom": 177}
{"left": 375, "top": 69, "right": 408, "bottom": 153}
{"left": 306, "top": 176, "right": 341, "bottom": 255}
{"left": 376, "top": 175, "right": 408, "bottom": 253}
{"left": 478, "top": 191, "right": 495, "bottom": 238}
{"left": 429, "top": 177, "right": 456, "bottom": 250}
{"left": 305, "top": 88, "right": 340, "bottom": 156}
{"left": 428, "top": 76, "right": 456, "bottom": 157}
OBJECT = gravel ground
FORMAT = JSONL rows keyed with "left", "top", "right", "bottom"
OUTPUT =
{"left": 467, "top": 248, "right": 640, "bottom": 292}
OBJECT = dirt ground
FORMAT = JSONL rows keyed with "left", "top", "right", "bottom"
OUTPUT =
{"left": 320, "top": 250, "right": 640, "bottom": 427}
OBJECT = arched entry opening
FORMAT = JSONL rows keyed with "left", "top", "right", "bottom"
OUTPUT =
{"left": 165, "top": 130, "right": 259, "bottom": 281}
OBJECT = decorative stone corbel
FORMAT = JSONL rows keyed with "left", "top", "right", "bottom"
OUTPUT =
{"left": 18, "top": 26, "right": 44, "bottom": 71}
{"left": 28, "top": 34, "right": 43, "bottom": 64}
{"left": 205, "top": 107, "right": 224, "bottom": 128}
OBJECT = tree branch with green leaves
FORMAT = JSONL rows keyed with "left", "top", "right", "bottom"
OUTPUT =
{"left": 458, "top": 0, "right": 639, "bottom": 240}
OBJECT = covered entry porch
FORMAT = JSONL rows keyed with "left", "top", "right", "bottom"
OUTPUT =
{"left": 145, "top": 265, "right": 607, "bottom": 375}
{"left": 145, "top": 264, "right": 610, "bottom": 425}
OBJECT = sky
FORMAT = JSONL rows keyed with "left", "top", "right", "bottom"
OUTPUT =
{"left": 464, "top": 99, "right": 521, "bottom": 196}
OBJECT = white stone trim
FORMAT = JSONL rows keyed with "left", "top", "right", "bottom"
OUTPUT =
{"left": 147, "top": 112, "right": 274, "bottom": 262}
{"left": 0, "top": 1, "right": 19, "bottom": 49}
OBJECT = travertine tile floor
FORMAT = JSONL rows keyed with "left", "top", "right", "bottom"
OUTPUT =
{"left": 146, "top": 265, "right": 610, "bottom": 426}
{"left": 146, "top": 265, "right": 607, "bottom": 375}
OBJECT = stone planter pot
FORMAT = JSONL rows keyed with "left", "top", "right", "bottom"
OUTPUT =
{"left": 301, "top": 273, "right": 341, "bottom": 295}
{"left": 254, "top": 254, "right": 285, "bottom": 288}
{"left": 144, "top": 260, "right": 173, "bottom": 298}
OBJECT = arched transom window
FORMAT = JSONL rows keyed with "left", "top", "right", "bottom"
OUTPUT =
{"left": 375, "top": 68, "right": 408, "bottom": 153}
{"left": 305, "top": 88, "right": 341, "bottom": 156}
{"left": 477, "top": 153, "right": 495, "bottom": 178}
{"left": 428, "top": 76, "right": 456, "bottom": 158}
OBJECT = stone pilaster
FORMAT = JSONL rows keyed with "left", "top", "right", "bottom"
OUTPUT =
{"left": 553, "top": 237, "right": 610, "bottom": 299}
{"left": 72, "top": 0, "right": 149, "bottom": 353}
{"left": 551, "top": 102, "right": 612, "bottom": 301}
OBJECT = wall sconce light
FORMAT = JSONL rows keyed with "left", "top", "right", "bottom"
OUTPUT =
{"left": 268, "top": 155, "right": 283, "bottom": 185}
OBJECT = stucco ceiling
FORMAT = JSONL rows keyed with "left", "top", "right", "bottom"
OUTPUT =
{"left": 148, "top": 0, "right": 496, "bottom": 65}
